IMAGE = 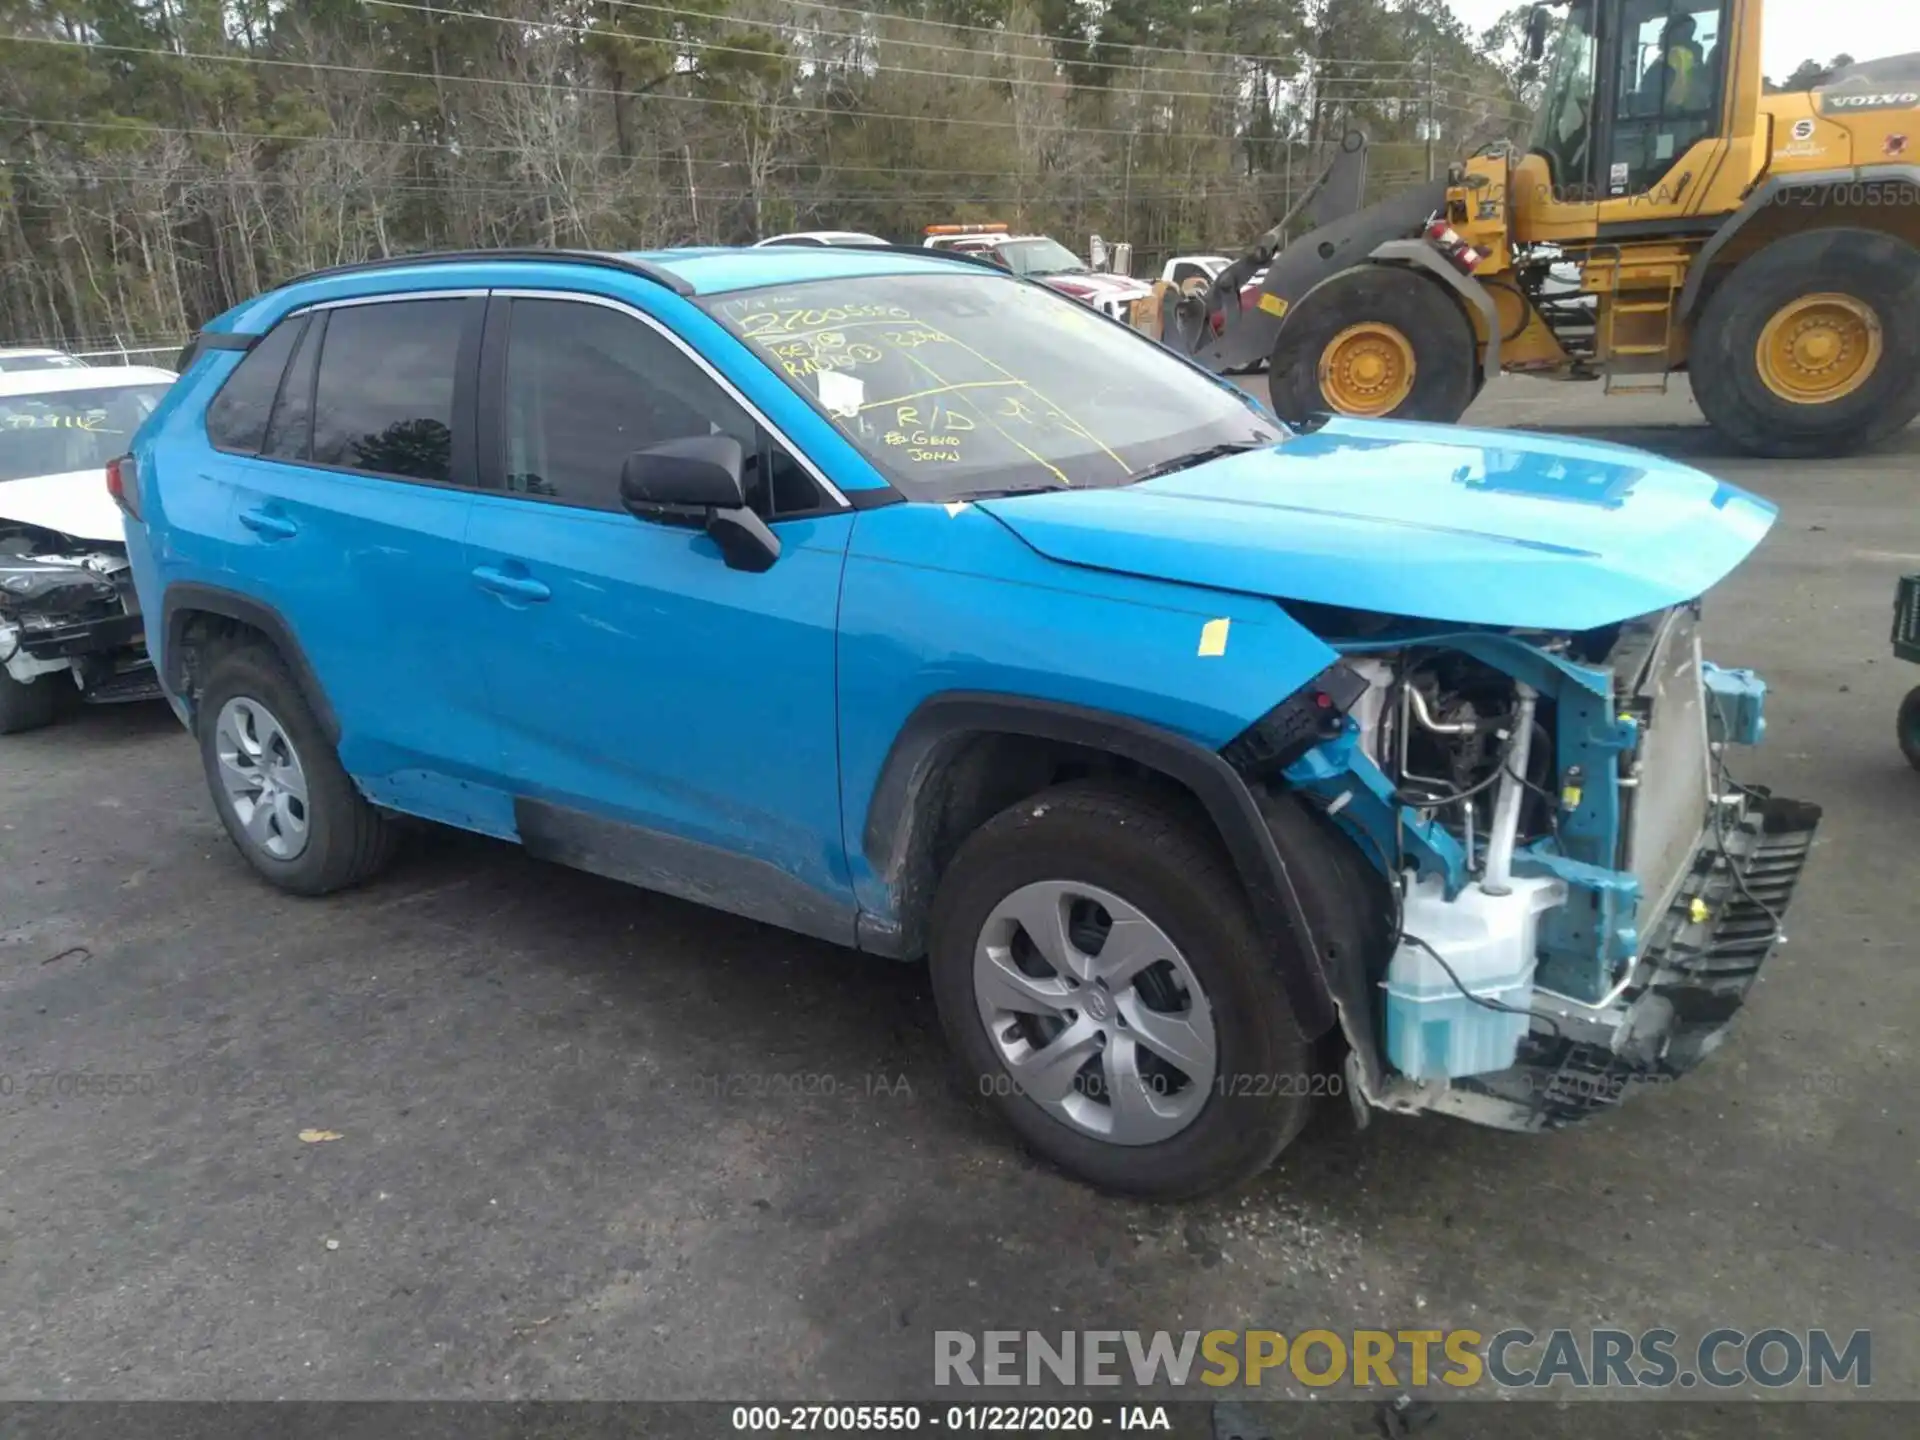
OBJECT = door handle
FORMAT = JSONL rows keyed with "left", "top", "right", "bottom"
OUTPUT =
{"left": 471, "top": 565, "right": 551, "bottom": 603}
{"left": 238, "top": 506, "right": 298, "bottom": 540}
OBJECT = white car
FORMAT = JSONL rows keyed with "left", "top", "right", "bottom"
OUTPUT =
{"left": 923, "top": 227, "right": 1155, "bottom": 322}
{"left": 752, "top": 231, "right": 890, "bottom": 248}
{"left": 0, "top": 347, "right": 87, "bottom": 373}
{"left": 1160, "top": 255, "right": 1232, "bottom": 293}
{"left": 0, "top": 364, "right": 175, "bottom": 732}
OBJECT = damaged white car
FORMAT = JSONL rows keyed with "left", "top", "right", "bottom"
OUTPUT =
{"left": 0, "top": 365, "right": 174, "bottom": 733}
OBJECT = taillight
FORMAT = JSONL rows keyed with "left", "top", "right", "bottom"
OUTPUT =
{"left": 106, "top": 454, "right": 141, "bottom": 521}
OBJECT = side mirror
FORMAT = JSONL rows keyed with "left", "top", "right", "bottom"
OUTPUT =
{"left": 1525, "top": 7, "right": 1550, "bottom": 63}
{"left": 619, "top": 435, "right": 781, "bottom": 573}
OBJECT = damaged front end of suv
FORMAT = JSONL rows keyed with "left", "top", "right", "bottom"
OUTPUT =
{"left": 1265, "top": 603, "right": 1818, "bottom": 1130}
{"left": 989, "top": 415, "right": 1824, "bottom": 1137}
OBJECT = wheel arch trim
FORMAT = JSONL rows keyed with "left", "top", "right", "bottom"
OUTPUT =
{"left": 159, "top": 583, "right": 340, "bottom": 742}
{"left": 1676, "top": 166, "right": 1920, "bottom": 320}
{"left": 1363, "top": 241, "right": 1503, "bottom": 379}
{"left": 860, "top": 691, "right": 1338, "bottom": 1037}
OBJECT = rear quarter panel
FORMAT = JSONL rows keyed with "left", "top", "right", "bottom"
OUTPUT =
{"left": 125, "top": 349, "right": 250, "bottom": 689}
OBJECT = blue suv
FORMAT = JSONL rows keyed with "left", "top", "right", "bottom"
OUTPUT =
{"left": 119, "top": 247, "right": 1818, "bottom": 1197}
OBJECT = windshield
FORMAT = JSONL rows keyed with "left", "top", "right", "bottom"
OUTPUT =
{"left": 0, "top": 384, "right": 168, "bottom": 483}
{"left": 1529, "top": 2, "right": 1597, "bottom": 185}
{"left": 993, "top": 238, "right": 1090, "bottom": 277}
{"left": 703, "top": 273, "right": 1282, "bottom": 500}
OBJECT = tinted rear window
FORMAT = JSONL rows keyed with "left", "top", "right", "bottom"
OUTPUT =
{"left": 310, "top": 300, "right": 465, "bottom": 482}
{"left": 205, "top": 318, "right": 307, "bottom": 454}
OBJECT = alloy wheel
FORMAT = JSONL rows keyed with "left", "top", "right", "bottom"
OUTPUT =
{"left": 972, "top": 879, "right": 1218, "bottom": 1146}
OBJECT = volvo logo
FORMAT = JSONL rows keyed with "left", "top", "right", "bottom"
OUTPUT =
{"left": 1820, "top": 91, "right": 1920, "bottom": 113}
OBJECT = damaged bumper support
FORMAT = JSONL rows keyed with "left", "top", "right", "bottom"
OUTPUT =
{"left": 1270, "top": 605, "right": 1820, "bottom": 1132}
{"left": 1379, "top": 787, "right": 1819, "bottom": 1130}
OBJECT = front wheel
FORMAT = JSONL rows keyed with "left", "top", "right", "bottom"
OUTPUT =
{"left": 1268, "top": 264, "right": 1478, "bottom": 427}
{"left": 0, "top": 667, "right": 73, "bottom": 735}
{"left": 927, "top": 780, "right": 1315, "bottom": 1199}
{"left": 1691, "top": 228, "right": 1920, "bottom": 459}
{"left": 1898, "top": 686, "right": 1920, "bottom": 771}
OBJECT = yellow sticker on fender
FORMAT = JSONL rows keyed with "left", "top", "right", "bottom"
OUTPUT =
{"left": 1197, "top": 618, "right": 1231, "bottom": 657}
{"left": 1258, "top": 293, "right": 1289, "bottom": 318}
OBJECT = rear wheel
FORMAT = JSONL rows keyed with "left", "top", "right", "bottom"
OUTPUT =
{"left": 1269, "top": 265, "right": 1478, "bottom": 427}
{"left": 196, "top": 644, "right": 397, "bottom": 895}
{"left": 1691, "top": 228, "right": 1920, "bottom": 459}
{"left": 927, "top": 780, "right": 1315, "bottom": 1199}
{"left": 1898, "top": 686, "right": 1920, "bottom": 772}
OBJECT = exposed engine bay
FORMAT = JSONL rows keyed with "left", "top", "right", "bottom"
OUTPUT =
{"left": 0, "top": 517, "right": 157, "bottom": 711}
{"left": 1277, "top": 604, "right": 1820, "bottom": 1133}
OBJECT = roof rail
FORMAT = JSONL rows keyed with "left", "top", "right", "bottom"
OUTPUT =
{"left": 275, "top": 248, "right": 697, "bottom": 297}
{"left": 841, "top": 243, "right": 1006, "bottom": 270}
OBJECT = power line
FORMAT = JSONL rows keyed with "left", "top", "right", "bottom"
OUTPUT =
{"left": 482, "top": 0, "right": 1506, "bottom": 93}
{"left": 368, "top": 0, "right": 1257, "bottom": 104}
{"left": 9, "top": 32, "right": 1510, "bottom": 140}
{"left": 638, "top": 0, "right": 1446, "bottom": 70}
{"left": 542, "top": 0, "right": 1456, "bottom": 81}
{"left": 5, "top": 116, "right": 1483, "bottom": 183}
{"left": 13, "top": 166, "right": 1310, "bottom": 202}
{"left": 0, "top": 116, "right": 1181, "bottom": 175}
{"left": 0, "top": 34, "right": 1247, "bottom": 139}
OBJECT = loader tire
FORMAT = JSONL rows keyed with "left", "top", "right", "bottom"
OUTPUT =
{"left": 1691, "top": 228, "right": 1920, "bottom": 459}
{"left": 1268, "top": 265, "right": 1477, "bottom": 427}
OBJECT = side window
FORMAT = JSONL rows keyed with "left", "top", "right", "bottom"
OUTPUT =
{"left": 205, "top": 317, "right": 306, "bottom": 454}
{"left": 310, "top": 299, "right": 466, "bottom": 483}
{"left": 263, "top": 312, "right": 320, "bottom": 462}
{"left": 1609, "top": 0, "right": 1724, "bottom": 195}
{"left": 501, "top": 298, "right": 826, "bottom": 519}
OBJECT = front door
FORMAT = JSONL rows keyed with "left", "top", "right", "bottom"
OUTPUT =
{"left": 463, "top": 291, "right": 859, "bottom": 941}
{"left": 1597, "top": 0, "right": 1731, "bottom": 201}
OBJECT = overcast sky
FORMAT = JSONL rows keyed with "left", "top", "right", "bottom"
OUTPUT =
{"left": 1443, "top": 0, "right": 1920, "bottom": 80}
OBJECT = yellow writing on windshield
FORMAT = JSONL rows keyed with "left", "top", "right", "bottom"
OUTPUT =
{"left": 724, "top": 296, "right": 1132, "bottom": 482}
{"left": 3, "top": 413, "right": 110, "bottom": 432}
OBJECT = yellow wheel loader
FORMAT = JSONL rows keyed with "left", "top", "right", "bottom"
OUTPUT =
{"left": 1145, "top": 1, "right": 1920, "bottom": 458}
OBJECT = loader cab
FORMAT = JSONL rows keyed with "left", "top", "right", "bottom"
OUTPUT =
{"left": 1517, "top": 0, "right": 1759, "bottom": 240}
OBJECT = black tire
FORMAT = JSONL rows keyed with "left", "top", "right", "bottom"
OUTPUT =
{"left": 1691, "top": 228, "right": 1920, "bottom": 459}
{"left": 1899, "top": 686, "right": 1920, "bottom": 772}
{"left": 1268, "top": 264, "right": 1478, "bottom": 427}
{"left": 0, "top": 667, "right": 71, "bottom": 735}
{"left": 927, "top": 779, "right": 1318, "bottom": 1199}
{"left": 196, "top": 643, "right": 397, "bottom": 895}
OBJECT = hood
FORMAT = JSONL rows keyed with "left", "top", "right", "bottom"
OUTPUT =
{"left": 0, "top": 469, "right": 126, "bottom": 545}
{"left": 977, "top": 418, "right": 1777, "bottom": 633}
{"left": 1043, "top": 272, "right": 1153, "bottom": 301}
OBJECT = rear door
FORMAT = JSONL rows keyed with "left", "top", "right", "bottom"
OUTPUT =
{"left": 462, "top": 290, "right": 859, "bottom": 939}
{"left": 214, "top": 293, "right": 511, "bottom": 832}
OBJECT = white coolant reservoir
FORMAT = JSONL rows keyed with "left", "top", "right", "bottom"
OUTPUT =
{"left": 1385, "top": 873, "right": 1567, "bottom": 1080}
